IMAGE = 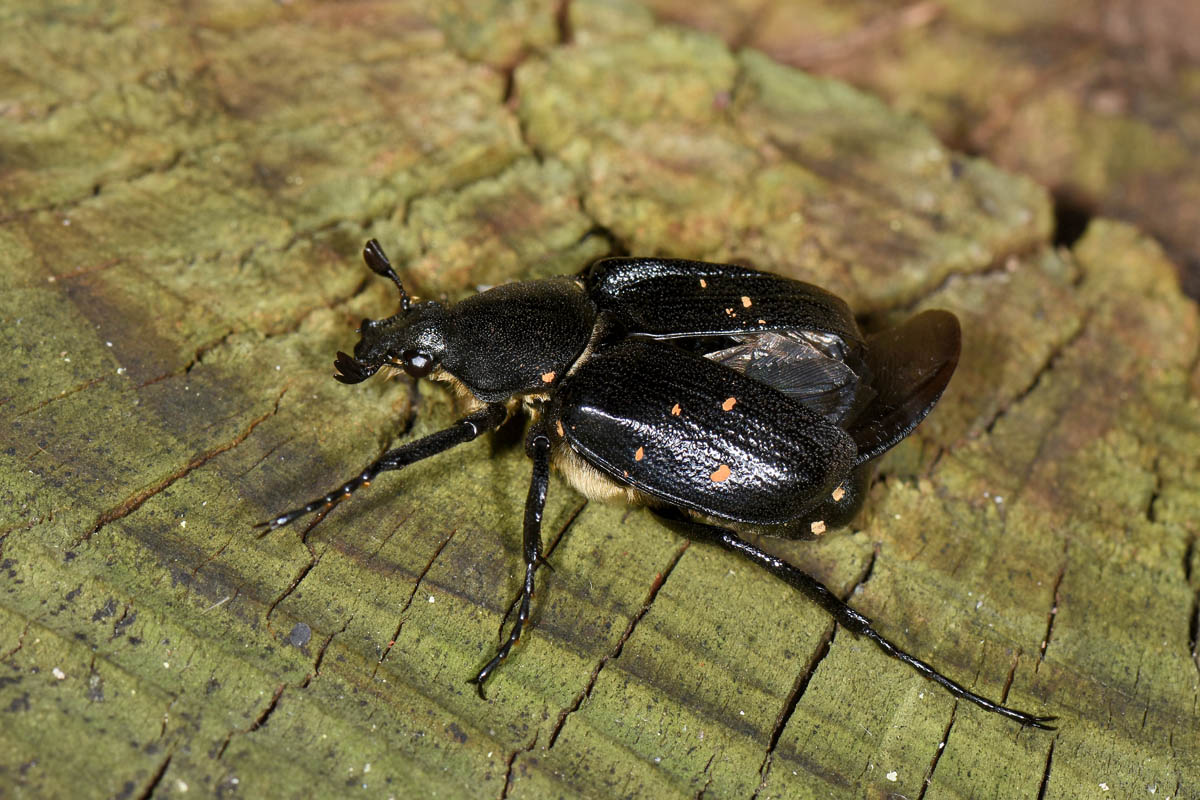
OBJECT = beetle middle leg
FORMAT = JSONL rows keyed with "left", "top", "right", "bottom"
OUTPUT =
{"left": 469, "top": 420, "right": 552, "bottom": 697}
{"left": 652, "top": 508, "right": 1056, "bottom": 729}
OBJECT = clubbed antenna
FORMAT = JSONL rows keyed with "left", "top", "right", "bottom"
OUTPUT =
{"left": 363, "top": 239, "right": 410, "bottom": 311}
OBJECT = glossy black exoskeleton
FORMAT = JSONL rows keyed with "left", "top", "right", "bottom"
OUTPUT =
{"left": 259, "top": 240, "right": 1054, "bottom": 729}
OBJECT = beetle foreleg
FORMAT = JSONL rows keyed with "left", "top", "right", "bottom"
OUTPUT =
{"left": 469, "top": 426, "right": 552, "bottom": 698}
{"left": 256, "top": 403, "right": 508, "bottom": 532}
{"left": 653, "top": 509, "right": 1056, "bottom": 729}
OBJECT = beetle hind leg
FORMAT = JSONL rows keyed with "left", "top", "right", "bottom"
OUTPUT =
{"left": 651, "top": 508, "right": 1056, "bottom": 729}
{"left": 469, "top": 425, "right": 552, "bottom": 698}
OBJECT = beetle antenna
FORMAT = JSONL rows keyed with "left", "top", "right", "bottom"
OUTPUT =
{"left": 363, "top": 239, "right": 411, "bottom": 312}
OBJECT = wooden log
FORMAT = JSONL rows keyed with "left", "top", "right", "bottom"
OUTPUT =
{"left": 1, "top": 1, "right": 1196, "bottom": 797}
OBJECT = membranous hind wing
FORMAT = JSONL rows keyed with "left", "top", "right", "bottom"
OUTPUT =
{"left": 554, "top": 339, "right": 856, "bottom": 526}
{"left": 703, "top": 330, "right": 871, "bottom": 426}
{"left": 849, "top": 309, "right": 961, "bottom": 464}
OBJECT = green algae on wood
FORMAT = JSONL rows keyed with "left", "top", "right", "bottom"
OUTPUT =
{"left": 2, "top": 0, "right": 1199, "bottom": 797}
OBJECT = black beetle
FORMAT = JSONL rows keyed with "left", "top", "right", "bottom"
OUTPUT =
{"left": 260, "top": 240, "right": 1053, "bottom": 729}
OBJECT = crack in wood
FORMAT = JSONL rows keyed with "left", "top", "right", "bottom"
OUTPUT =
{"left": 0, "top": 150, "right": 184, "bottom": 225}
{"left": 302, "top": 616, "right": 351, "bottom": 689}
{"left": 1188, "top": 592, "right": 1200, "bottom": 681}
{"left": 922, "top": 444, "right": 947, "bottom": 480}
{"left": 1185, "top": 530, "right": 1200, "bottom": 679}
{"left": 1000, "top": 648, "right": 1023, "bottom": 704}
{"left": 261, "top": 491, "right": 335, "bottom": 634}
{"left": 133, "top": 749, "right": 174, "bottom": 800}
{"left": 393, "top": 156, "right": 546, "bottom": 254}
{"left": 495, "top": 540, "right": 689, "bottom": 795}
{"left": 497, "top": 730, "right": 538, "bottom": 800}
{"left": 915, "top": 702, "right": 957, "bottom": 800}
{"left": 1, "top": 618, "right": 35, "bottom": 664}
{"left": 500, "top": 64, "right": 519, "bottom": 109}
{"left": 108, "top": 603, "right": 136, "bottom": 641}
{"left": 214, "top": 682, "right": 286, "bottom": 759}
{"left": 544, "top": 539, "right": 691, "bottom": 751}
{"left": 694, "top": 751, "right": 716, "bottom": 799}
{"left": 10, "top": 376, "right": 108, "bottom": 419}
{"left": 1035, "top": 738, "right": 1057, "bottom": 800}
{"left": 1145, "top": 453, "right": 1162, "bottom": 523}
{"left": 78, "top": 386, "right": 287, "bottom": 546}
{"left": 1037, "top": 539, "right": 1068, "bottom": 669}
{"left": 188, "top": 526, "right": 241, "bottom": 582}
{"left": 1184, "top": 533, "right": 1196, "bottom": 585}
{"left": 0, "top": 513, "right": 52, "bottom": 552}
{"left": 211, "top": 620, "right": 348, "bottom": 761}
{"left": 575, "top": 194, "right": 630, "bottom": 257}
{"left": 135, "top": 328, "right": 237, "bottom": 389}
{"left": 255, "top": 269, "right": 374, "bottom": 340}
{"left": 362, "top": 512, "right": 410, "bottom": 563}
{"left": 46, "top": 256, "right": 125, "bottom": 284}
{"left": 105, "top": 235, "right": 375, "bottom": 392}
{"left": 982, "top": 309, "right": 1090, "bottom": 437}
{"left": 554, "top": 0, "right": 572, "bottom": 46}
{"left": 751, "top": 621, "right": 837, "bottom": 800}
{"left": 1010, "top": 312, "right": 1096, "bottom": 506}
{"left": 372, "top": 528, "right": 459, "bottom": 678}
{"left": 752, "top": 546, "right": 879, "bottom": 798}
{"left": 158, "top": 695, "right": 180, "bottom": 740}
{"left": 263, "top": 550, "right": 320, "bottom": 637}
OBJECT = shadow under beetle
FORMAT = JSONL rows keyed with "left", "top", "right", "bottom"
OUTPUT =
{"left": 260, "top": 239, "right": 1054, "bottom": 729}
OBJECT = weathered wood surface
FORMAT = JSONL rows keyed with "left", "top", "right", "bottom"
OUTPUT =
{"left": 2, "top": 1, "right": 1198, "bottom": 798}
{"left": 642, "top": 0, "right": 1200, "bottom": 297}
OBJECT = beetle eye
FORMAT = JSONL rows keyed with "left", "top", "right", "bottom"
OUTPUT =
{"left": 401, "top": 349, "right": 433, "bottom": 378}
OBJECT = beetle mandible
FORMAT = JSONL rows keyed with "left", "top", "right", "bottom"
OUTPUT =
{"left": 259, "top": 239, "right": 1054, "bottom": 729}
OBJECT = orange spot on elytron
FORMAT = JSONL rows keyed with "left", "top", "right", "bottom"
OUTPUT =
{"left": 757, "top": 319, "right": 766, "bottom": 325}
{"left": 671, "top": 403, "right": 681, "bottom": 416}
{"left": 635, "top": 446, "right": 644, "bottom": 461}
{"left": 556, "top": 421, "right": 564, "bottom": 437}
{"left": 710, "top": 464, "right": 732, "bottom": 482}
{"left": 741, "top": 296, "right": 752, "bottom": 308}
{"left": 699, "top": 278, "right": 707, "bottom": 288}
{"left": 541, "top": 371, "right": 556, "bottom": 383}
{"left": 810, "top": 520, "right": 827, "bottom": 535}
{"left": 832, "top": 485, "right": 846, "bottom": 502}
{"left": 722, "top": 396, "right": 737, "bottom": 411}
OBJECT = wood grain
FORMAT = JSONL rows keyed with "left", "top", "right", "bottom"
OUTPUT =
{"left": 2, "top": 1, "right": 1197, "bottom": 797}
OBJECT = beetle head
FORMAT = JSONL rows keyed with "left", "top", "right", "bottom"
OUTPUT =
{"left": 333, "top": 240, "right": 449, "bottom": 385}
